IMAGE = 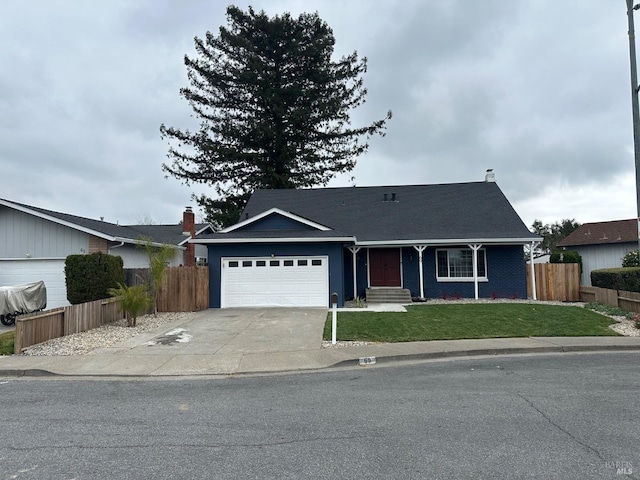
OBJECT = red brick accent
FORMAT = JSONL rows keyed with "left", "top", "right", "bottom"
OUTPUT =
{"left": 183, "top": 207, "right": 196, "bottom": 266}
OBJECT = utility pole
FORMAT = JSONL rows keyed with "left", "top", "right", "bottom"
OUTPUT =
{"left": 626, "top": 0, "right": 640, "bottom": 253}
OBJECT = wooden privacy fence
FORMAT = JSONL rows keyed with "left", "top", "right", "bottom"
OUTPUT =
{"left": 156, "top": 266, "right": 209, "bottom": 312}
{"left": 14, "top": 297, "right": 123, "bottom": 354}
{"left": 13, "top": 266, "right": 209, "bottom": 354}
{"left": 526, "top": 263, "right": 580, "bottom": 302}
{"left": 580, "top": 286, "right": 640, "bottom": 313}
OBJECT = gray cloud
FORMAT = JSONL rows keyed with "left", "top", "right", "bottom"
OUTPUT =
{"left": 0, "top": 0, "right": 636, "bottom": 228}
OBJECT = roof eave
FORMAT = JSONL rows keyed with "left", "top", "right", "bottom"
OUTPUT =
{"left": 355, "top": 237, "right": 542, "bottom": 246}
{"left": 0, "top": 198, "right": 117, "bottom": 241}
{"left": 113, "top": 237, "right": 185, "bottom": 250}
{"left": 191, "top": 236, "right": 356, "bottom": 244}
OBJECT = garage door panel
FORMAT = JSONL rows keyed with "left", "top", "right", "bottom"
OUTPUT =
{"left": 222, "top": 256, "right": 328, "bottom": 308}
{"left": 0, "top": 259, "right": 69, "bottom": 309}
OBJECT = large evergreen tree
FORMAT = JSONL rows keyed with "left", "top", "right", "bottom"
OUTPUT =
{"left": 160, "top": 6, "right": 391, "bottom": 228}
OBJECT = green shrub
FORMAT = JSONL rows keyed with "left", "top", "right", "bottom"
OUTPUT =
{"left": 622, "top": 250, "right": 640, "bottom": 267}
{"left": 65, "top": 252, "right": 125, "bottom": 304}
{"left": 591, "top": 267, "right": 640, "bottom": 293}
{"left": 550, "top": 250, "right": 582, "bottom": 272}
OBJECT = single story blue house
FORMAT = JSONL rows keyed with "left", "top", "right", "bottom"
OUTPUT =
{"left": 193, "top": 172, "right": 541, "bottom": 308}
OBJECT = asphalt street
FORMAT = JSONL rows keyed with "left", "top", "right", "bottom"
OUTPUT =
{"left": 1, "top": 351, "right": 638, "bottom": 479}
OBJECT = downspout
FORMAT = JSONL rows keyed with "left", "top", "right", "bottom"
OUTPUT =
{"left": 108, "top": 241, "right": 125, "bottom": 255}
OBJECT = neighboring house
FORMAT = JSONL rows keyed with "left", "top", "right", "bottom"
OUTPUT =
{"left": 558, "top": 218, "right": 638, "bottom": 286}
{"left": 0, "top": 199, "right": 213, "bottom": 309}
{"left": 193, "top": 171, "right": 540, "bottom": 308}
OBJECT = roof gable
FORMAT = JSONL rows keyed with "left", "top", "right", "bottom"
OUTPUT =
{"left": 238, "top": 183, "right": 538, "bottom": 244}
{"left": 558, "top": 219, "right": 637, "bottom": 247}
{"left": 222, "top": 208, "right": 331, "bottom": 233}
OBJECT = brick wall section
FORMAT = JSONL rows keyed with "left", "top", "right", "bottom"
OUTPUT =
{"left": 88, "top": 235, "right": 108, "bottom": 253}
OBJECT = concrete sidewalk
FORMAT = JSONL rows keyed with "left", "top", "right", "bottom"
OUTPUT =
{"left": 1, "top": 307, "right": 640, "bottom": 377}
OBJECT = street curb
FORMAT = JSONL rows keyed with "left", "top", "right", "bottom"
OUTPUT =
{"left": 1, "top": 345, "right": 639, "bottom": 378}
{"left": 327, "top": 344, "right": 640, "bottom": 369}
{"left": 0, "top": 369, "right": 56, "bottom": 377}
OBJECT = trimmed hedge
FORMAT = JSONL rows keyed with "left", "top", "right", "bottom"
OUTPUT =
{"left": 550, "top": 250, "right": 582, "bottom": 272}
{"left": 591, "top": 267, "right": 640, "bottom": 293}
{"left": 65, "top": 252, "right": 125, "bottom": 305}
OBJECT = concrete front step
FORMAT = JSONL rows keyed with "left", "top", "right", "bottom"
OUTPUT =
{"left": 365, "top": 288, "right": 412, "bottom": 304}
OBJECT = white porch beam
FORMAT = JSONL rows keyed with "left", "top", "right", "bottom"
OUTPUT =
{"left": 468, "top": 244, "right": 482, "bottom": 300}
{"left": 347, "top": 246, "right": 361, "bottom": 300}
{"left": 413, "top": 245, "right": 427, "bottom": 299}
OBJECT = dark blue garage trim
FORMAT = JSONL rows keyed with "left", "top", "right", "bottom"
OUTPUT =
{"left": 207, "top": 242, "right": 345, "bottom": 308}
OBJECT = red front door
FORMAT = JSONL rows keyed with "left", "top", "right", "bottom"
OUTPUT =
{"left": 369, "top": 248, "right": 401, "bottom": 287}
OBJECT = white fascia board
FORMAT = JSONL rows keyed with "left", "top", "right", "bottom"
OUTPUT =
{"left": 191, "top": 236, "right": 356, "bottom": 244}
{"left": 355, "top": 237, "right": 542, "bottom": 247}
{"left": 114, "top": 237, "right": 185, "bottom": 250}
{"left": 221, "top": 207, "right": 331, "bottom": 233}
{"left": 179, "top": 225, "right": 215, "bottom": 246}
{"left": 0, "top": 199, "right": 117, "bottom": 241}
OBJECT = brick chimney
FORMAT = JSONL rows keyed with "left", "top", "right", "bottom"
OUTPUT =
{"left": 182, "top": 206, "right": 196, "bottom": 267}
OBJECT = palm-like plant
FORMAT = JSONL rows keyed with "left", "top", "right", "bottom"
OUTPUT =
{"left": 108, "top": 283, "right": 152, "bottom": 327}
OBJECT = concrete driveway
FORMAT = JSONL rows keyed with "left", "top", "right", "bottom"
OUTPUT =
{"left": 100, "top": 307, "right": 328, "bottom": 375}
{"left": 117, "top": 307, "right": 328, "bottom": 355}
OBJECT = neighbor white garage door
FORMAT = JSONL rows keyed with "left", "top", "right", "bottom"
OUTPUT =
{"left": 221, "top": 256, "right": 329, "bottom": 308}
{"left": 0, "top": 259, "right": 69, "bottom": 309}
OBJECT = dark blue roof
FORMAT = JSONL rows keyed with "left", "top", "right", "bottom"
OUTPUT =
{"left": 235, "top": 182, "right": 537, "bottom": 243}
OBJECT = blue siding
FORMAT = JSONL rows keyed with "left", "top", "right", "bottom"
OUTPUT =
{"left": 343, "top": 248, "right": 368, "bottom": 300}
{"left": 347, "top": 245, "right": 527, "bottom": 300}
{"left": 419, "top": 245, "right": 527, "bottom": 299}
{"left": 207, "top": 242, "right": 344, "bottom": 308}
{"left": 238, "top": 213, "right": 316, "bottom": 231}
{"left": 209, "top": 243, "right": 528, "bottom": 307}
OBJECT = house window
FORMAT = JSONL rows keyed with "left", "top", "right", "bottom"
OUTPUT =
{"left": 436, "top": 248, "right": 486, "bottom": 281}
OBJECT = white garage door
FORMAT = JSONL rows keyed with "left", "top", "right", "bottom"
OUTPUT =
{"left": 221, "top": 256, "right": 329, "bottom": 308}
{"left": 0, "top": 259, "right": 69, "bottom": 309}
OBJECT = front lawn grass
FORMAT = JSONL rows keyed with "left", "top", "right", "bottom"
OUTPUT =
{"left": 0, "top": 331, "right": 14, "bottom": 355}
{"left": 323, "top": 303, "right": 620, "bottom": 342}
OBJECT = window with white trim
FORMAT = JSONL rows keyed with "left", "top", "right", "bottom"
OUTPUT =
{"left": 436, "top": 248, "right": 487, "bottom": 281}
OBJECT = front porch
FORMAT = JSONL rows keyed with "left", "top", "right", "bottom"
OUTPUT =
{"left": 344, "top": 244, "right": 537, "bottom": 302}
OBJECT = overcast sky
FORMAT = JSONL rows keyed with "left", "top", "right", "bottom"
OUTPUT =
{"left": 1, "top": 1, "right": 635, "bottom": 229}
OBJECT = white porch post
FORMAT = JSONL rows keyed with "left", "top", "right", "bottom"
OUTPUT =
{"left": 468, "top": 244, "right": 482, "bottom": 300}
{"left": 529, "top": 241, "right": 538, "bottom": 300}
{"left": 413, "top": 245, "right": 427, "bottom": 299}
{"left": 347, "top": 246, "right": 361, "bottom": 299}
